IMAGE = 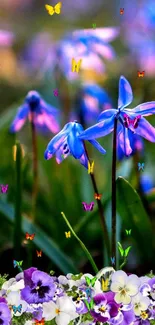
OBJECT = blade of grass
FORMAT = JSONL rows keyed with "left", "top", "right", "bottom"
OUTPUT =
{"left": 13, "top": 141, "right": 22, "bottom": 260}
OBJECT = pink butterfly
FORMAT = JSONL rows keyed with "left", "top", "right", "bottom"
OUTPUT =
{"left": 123, "top": 114, "right": 141, "bottom": 129}
{"left": 1, "top": 184, "right": 8, "bottom": 193}
{"left": 82, "top": 202, "right": 94, "bottom": 211}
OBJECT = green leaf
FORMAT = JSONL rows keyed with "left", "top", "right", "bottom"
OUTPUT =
{"left": 117, "top": 242, "right": 124, "bottom": 257}
{"left": 116, "top": 177, "right": 154, "bottom": 261}
{"left": 0, "top": 201, "right": 78, "bottom": 274}
{"left": 85, "top": 276, "right": 91, "bottom": 286}
{"left": 124, "top": 246, "right": 132, "bottom": 257}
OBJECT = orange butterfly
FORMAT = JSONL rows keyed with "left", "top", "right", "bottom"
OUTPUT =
{"left": 36, "top": 250, "right": 42, "bottom": 257}
{"left": 120, "top": 8, "right": 124, "bottom": 14}
{"left": 34, "top": 318, "right": 45, "bottom": 325}
{"left": 94, "top": 193, "right": 102, "bottom": 200}
{"left": 137, "top": 71, "right": 145, "bottom": 77}
{"left": 25, "top": 232, "right": 35, "bottom": 240}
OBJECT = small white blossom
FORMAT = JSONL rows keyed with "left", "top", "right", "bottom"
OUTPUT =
{"left": 131, "top": 292, "right": 150, "bottom": 316}
{"left": 111, "top": 270, "right": 140, "bottom": 304}
{"left": 43, "top": 296, "right": 78, "bottom": 325}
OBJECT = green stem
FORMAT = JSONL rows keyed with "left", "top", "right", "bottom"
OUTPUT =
{"left": 119, "top": 257, "right": 127, "bottom": 270}
{"left": 30, "top": 111, "right": 38, "bottom": 222}
{"left": 13, "top": 141, "right": 22, "bottom": 261}
{"left": 83, "top": 143, "right": 111, "bottom": 263}
{"left": 112, "top": 117, "right": 118, "bottom": 269}
{"left": 61, "top": 212, "right": 99, "bottom": 274}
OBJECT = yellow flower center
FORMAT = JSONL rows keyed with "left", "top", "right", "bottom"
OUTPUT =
{"left": 140, "top": 311, "right": 148, "bottom": 319}
{"left": 55, "top": 308, "right": 60, "bottom": 314}
{"left": 99, "top": 306, "right": 106, "bottom": 312}
{"left": 36, "top": 286, "right": 40, "bottom": 290}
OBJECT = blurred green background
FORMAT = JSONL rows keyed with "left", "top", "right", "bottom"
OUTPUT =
{"left": 0, "top": 0, "right": 155, "bottom": 278}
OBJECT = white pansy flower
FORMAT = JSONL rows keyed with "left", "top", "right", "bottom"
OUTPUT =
{"left": 2, "top": 278, "right": 24, "bottom": 292}
{"left": 111, "top": 270, "right": 140, "bottom": 304}
{"left": 131, "top": 292, "right": 150, "bottom": 316}
{"left": 7, "top": 291, "right": 28, "bottom": 317}
{"left": 2, "top": 278, "right": 17, "bottom": 290}
{"left": 43, "top": 296, "right": 78, "bottom": 325}
{"left": 24, "top": 321, "right": 33, "bottom": 325}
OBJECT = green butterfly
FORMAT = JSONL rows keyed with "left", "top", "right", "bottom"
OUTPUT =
{"left": 117, "top": 242, "right": 132, "bottom": 257}
{"left": 85, "top": 276, "right": 97, "bottom": 287}
{"left": 125, "top": 229, "right": 132, "bottom": 235}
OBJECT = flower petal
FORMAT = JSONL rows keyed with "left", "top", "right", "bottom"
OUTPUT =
{"left": 43, "top": 301, "right": 57, "bottom": 321}
{"left": 117, "top": 127, "right": 132, "bottom": 156}
{"left": 78, "top": 116, "right": 115, "bottom": 140}
{"left": 44, "top": 123, "right": 73, "bottom": 159}
{"left": 111, "top": 271, "right": 127, "bottom": 286}
{"left": 88, "top": 139, "right": 106, "bottom": 154}
{"left": 79, "top": 152, "right": 88, "bottom": 169}
{"left": 133, "top": 102, "right": 155, "bottom": 116}
{"left": 10, "top": 104, "right": 29, "bottom": 132}
{"left": 118, "top": 76, "right": 133, "bottom": 110}
{"left": 114, "top": 293, "right": 131, "bottom": 305}
{"left": 134, "top": 117, "right": 155, "bottom": 142}
{"left": 72, "top": 27, "right": 120, "bottom": 43}
{"left": 98, "top": 109, "right": 117, "bottom": 122}
{"left": 67, "top": 133, "right": 84, "bottom": 159}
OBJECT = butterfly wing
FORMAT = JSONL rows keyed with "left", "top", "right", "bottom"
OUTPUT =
{"left": 18, "top": 260, "right": 23, "bottom": 266}
{"left": 30, "top": 233, "right": 35, "bottom": 240}
{"left": 18, "top": 304, "right": 22, "bottom": 313}
{"left": 90, "top": 202, "right": 94, "bottom": 211}
{"left": 45, "top": 4, "right": 54, "bottom": 15}
{"left": 54, "top": 2, "right": 62, "bottom": 14}
{"left": 13, "top": 260, "right": 17, "bottom": 268}
{"left": 72, "top": 58, "right": 75, "bottom": 72}
{"left": 82, "top": 202, "right": 87, "bottom": 211}
{"left": 12, "top": 305, "right": 17, "bottom": 313}
{"left": 96, "top": 266, "right": 115, "bottom": 291}
{"left": 25, "top": 232, "right": 29, "bottom": 239}
{"left": 88, "top": 161, "right": 90, "bottom": 173}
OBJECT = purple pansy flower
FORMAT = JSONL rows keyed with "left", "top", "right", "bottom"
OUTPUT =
{"left": 110, "top": 303, "right": 135, "bottom": 325}
{"left": 78, "top": 76, "right": 155, "bottom": 156}
{"left": 0, "top": 301, "right": 11, "bottom": 325}
{"left": 44, "top": 121, "right": 106, "bottom": 169}
{"left": 90, "top": 292, "right": 120, "bottom": 323}
{"left": 21, "top": 268, "right": 56, "bottom": 304}
{"left": 10, "top": 90, "right": 60, "bottom": 134}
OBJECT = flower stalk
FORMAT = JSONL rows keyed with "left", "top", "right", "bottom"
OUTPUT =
{"left": 61, "top": 212, "right": 99, "bottom": 274}
{"left": 83, "top": 143, "right": 111, "bottom": 263}
{"left": 111, "top": 117, "right": 118, "bottom": 269}
{"left": 30, "top": 110, "right": 38, "bottom": 222}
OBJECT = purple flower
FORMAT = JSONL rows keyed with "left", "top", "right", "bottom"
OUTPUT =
{"left": 44, "top": 121, "right": 106, "bottom": 168}
{"left": 55, "top": 27, "right": 119, "bottom": 80}
{"left": 21, "top": 268, "right": 56, "bottom": 304}
{"left": 78, "top": 76, "right": 155, "bottom": 156}
{"left": 0, "top": 302, "right": 11, "bottom": 325}
{"left": 10, "top": 90, "right": 60, "bottom": 134}
{"left": 71, "top": 83, "right": 112, "bottom": 126}
{"left": 122, "top": 0, "right": 155, "bottom": 75}
{"left": 110, "top": 303, "right": 135, "bottom": 325}
{"left": 90, "top": 292, "right": 120, "bottom": 323}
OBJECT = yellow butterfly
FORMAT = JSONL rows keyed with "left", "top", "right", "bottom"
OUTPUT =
{"left": 72, "top": 58, "right": 82, "bottom": 73}
{"left": 88, "top": 161, "right": 94, "bottom": 174}
{"left": 96, "top": 267, "right": 115, "bottom": 292}
{"left": 45, "top": 2, "right": 62, "bottom": 16}
{"left": 65, "top": 231, "right": 71, "bottom": 238}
